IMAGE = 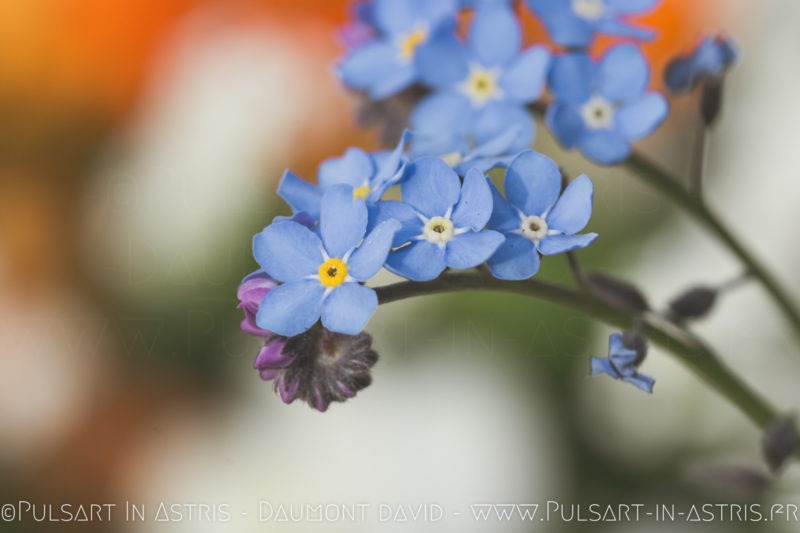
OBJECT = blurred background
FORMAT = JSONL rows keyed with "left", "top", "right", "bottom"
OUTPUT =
{"left": 1, "top": 0, "right": 799, "bottom": 531}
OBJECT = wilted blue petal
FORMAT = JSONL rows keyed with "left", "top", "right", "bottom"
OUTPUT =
{"left": 386, "top": 241, "right": 447, "bottom": 281}
{"left": 578, "top": 129, "right": 631, "bottom": 165}
{"left": 318, "top": 148, "right": 375, "bottom": 189}
{"left": 616, "top": 93, "right": 668, "bottom": 140}
{"left": 487, "top": 234, "right": 539, "bottom": 280}
{"left": 256, "top": 280, "right": 325, "bottom": 337}
{"left": 347, "top": 219, "right": 401, "bottom": 281}
{"left": 445, "top": 230, "right": 504, "bottom": 270}
{"left": 277, "top": 170, "right": 322, "bottom": 220}
{"left": 548, "top": 53, "right": 594, "bottom": 104}
{"left": 320, "top": 185, "right": 368, "bottom": 258}
{"left": 469, "top": 5, "right": 521, "bottom": 67}
{"left": 591, "top": 356, "right": 620, "bottom": 378}
{"left": 597, "top": 44, "right": 649, "bottom": 102}
{"left": 504, "top": 150, "right": 562, "bottom": 216}
{"left": 546, "top": 174, "right": 594, "bottom": 234}
{"left": 253, "top": 221, "right": 323, "bottom": 282}
{"left": 401, "top": 157, "right": 461, "bottom": 218}
{"left": 500, "top": 45, "right": 549, "bottom": 103}
{"left": 538, "top": 233, "right": 598, "bottom": 255}
{"left": 321, "top": 283, "right": 378, "bottom": 335}
{"left": 546, "top": 102, "right": 586, "bottom": 149}
{"left": 622, "top": 373, "right": 655, "bottom": 393}
{"left": 451, "top": 168, "right": 494, "bottom": 231}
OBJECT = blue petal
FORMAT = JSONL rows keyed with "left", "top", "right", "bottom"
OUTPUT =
{"left": 578, "top": 130, "right": 631, "bottom": 165}
{"left": 256, "top": 280, "right": 325, "bottom": 336}
{"left": 371, "top": 200, "right": 422, "bottom": 246}
{"left": 385, "top": 241, "right": 447, "bottom": 281}
{"left": 548, "top": 53, "right": 594, "bottom": 104}
{"left": 609, "top": 333, "right": 628, "bottom": 356}
{"left": 544, "top": 12, "right": 593, "bottom": 48}
{"left": 445, "top": 230, "right": 505, "bottom": 270}
{"left": 415, "top": 35, "right": 469, "bottom": 89}
{"left": 401, "top": 157, "right": 461, "bottom": 218}
{"left": 371, "top": 130, "right": 411, "bottom": 195}
{"left": 487, "top": 233, "right": 539, "bottom": 280}
{"left": 253, "top": 221, "right": 323, "bottom": 282}
{"left": 469, "top": 5, "right": 521, "bottom": 67}
{"left": 318, "top": 148, "right": 375, "bottom": 189}
{"left": 597, "top": 44, "right": 649, "bottom": 102}
{"left": 504, "top": 150, "right": 562, "bottom": 216}
{"left": 321, "top": 283, "right": 378, "bottom": 335}
{"left": 410, "top": 92, "right": 471, "bottom": 152}
{"left": 500, "top": 45, "right": 549, "bottom": 103}
{"left": 545, "top": 102, "right": 586, "bottom": 149}
{"left": 538, "top": 233, "right": 597, "bottom": 255}
{"left": 591, "top": 357, "right": 620, "bottom": 378}
{"left": 606, "top": 0, "right": 659, "bottom": 11}
{"left": 451, "top": 168, "right": 494, "bottom": 230}
{"left": 595, "top": 18, "right": 655, "bottom": 42}
{"left": 372, "top": 0, "right": 417, "bottom": 34}
{"left": 320, "top": 185, "right": 368, "bottom": 258}
{"left": 347, "top": 219, "right": 401, "bottom": 281}
{"left": 471, "top": 101, "right": 534, "bottom": 153}
{"left": 616, "top": 93, "right": 668, "bottom": 140}
{"left": 277, "top": 170, "right": 322, "bottom": 220}
{"left": 622, "top": 373, "right": 655, "bottom": 393}
{"left": 546, "top": 174, "right": 594, "bottom": 234}
{"left": 466, "top": 125, "right": 520, "bottom": 159}
{"left": 338, "top": 41, "right": 407, "bottom": 98}
{"left": 487, "top": 181, "right": 519, "bottom": 233}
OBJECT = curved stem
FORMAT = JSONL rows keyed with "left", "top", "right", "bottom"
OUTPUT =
{"left": 376, "top": 271, "right": 782, "bottom": 434}
{"left": 627, "top": 151, "right": 800, "bottom": 340}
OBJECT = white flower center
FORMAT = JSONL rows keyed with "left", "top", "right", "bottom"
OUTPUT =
{"left": 460, "top": 65, "right": 503, "bottom": 107}
{"left": 572, "top": 0, "right": 605, "bottom": 20}
{"left": 519, "top": 215, "right": 549, "bottom": 242}
{"left": 581, "top": 96, "right": 615, "bottom": 130}
{"left": 422, "top": 216, "right": 455, "bottom": 245}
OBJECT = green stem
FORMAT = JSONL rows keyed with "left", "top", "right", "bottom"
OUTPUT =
{"left": 376, "top": 271, "right": 780, "bottom": 432}
{"left": 627, "top": 152, "right": 800, "bottom": 340}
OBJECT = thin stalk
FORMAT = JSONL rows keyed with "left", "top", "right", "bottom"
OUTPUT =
{"left": 689, "top": 127, "right": 708, "bottom": 198}
{"left": 627, "top": 152, "right": 800, "bottom": 339}
{"left": 376, "top": 271, "right": 783, "bottom": 436}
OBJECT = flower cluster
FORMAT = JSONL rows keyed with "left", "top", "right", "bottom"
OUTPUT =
{"left": 338, "top": 0, "right": 667, "bottom": 165}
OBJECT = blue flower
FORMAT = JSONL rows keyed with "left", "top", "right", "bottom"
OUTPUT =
{"left": 253, "top": 186, "right": 400, "bottom": 336}
{"left": 277, "top": 131, "right": 410, "bottom": 221}
{"left": 486, "top": 150, "right": 597, "bottom": 279}
{"left": 410, "top": 4, "right": 550, "bottom": 156}
{"left": 590, "top": 332, "right": 655, "bottom": 393}
{"left": 527, "top": 0, "right": 658, "bottom": 48}
{"left": 546, "top": 44, "right": 668, "bottom": 165}
{"left": 665, "top": 35, "right": 738, "bottom": 94}
{"left": 338, "top": 0, "right": 459, "bottom": 99}
{"left": 381, "top": 157, "right": 504, "bottom": 281}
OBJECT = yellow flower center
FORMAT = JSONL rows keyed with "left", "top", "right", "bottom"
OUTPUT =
{"left": 461, "top": 66, "right": 502, "bottom": 106}
{"left": 319, "top": 258, "right": 348, "bottom": 288}
{"left": 399, "top": 28, "right": 428, "bottom": 62}
{"left": 353, "top": 185, "right": 372, "bottom": 200}
{"left": 440, "top": 152, "right": 463, "bottom": 167}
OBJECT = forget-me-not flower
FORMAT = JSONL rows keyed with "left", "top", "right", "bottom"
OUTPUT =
{"left": 487, "top": 150, "right": 597, "bottom": 280}
{"left": 665, "top": 35, "right": 738, "bottom": 94}
{"left": 338, "top": 0, "right": 458, "bottom": 99}
{"left": 527, "top": 0, "right": 658, "bottom": 48}
{"left": 382, "top": 157, "right": 504, "bottom": 281}
{"left": 546, "top": 44, "right": 668, "bottom": 165}
{"left": 277, "top": 131, "right": 410, "bottom": 221}
{"left": 590, "top": 332, "right": 655, "bottom": 393}
{"left": 410, "top": 4, "right": 549, "bottom": 156}
{"left": 253, "top": 185, "right": 400, "bottom": 336}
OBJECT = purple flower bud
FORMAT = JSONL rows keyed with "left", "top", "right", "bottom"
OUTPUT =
{"left": 254, "top": 325, "right": 379, "bottom": 412}
{"left": 237, "top": 272, "right": 278, "bottom": 338}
